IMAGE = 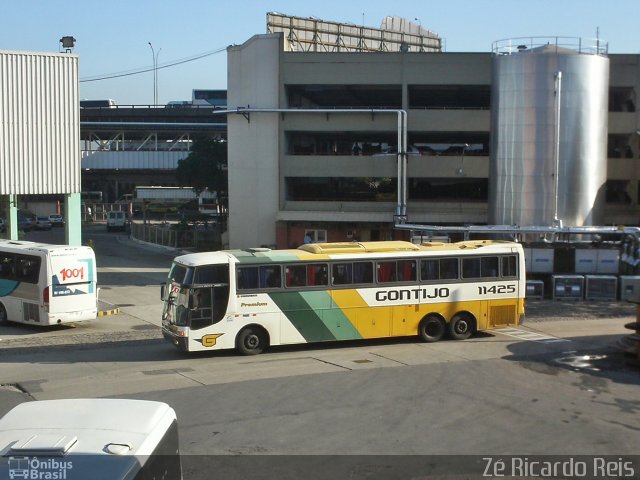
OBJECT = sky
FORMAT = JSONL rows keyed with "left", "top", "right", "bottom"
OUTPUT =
{"left": 2, "top": 0, "right": 639, "bottom": 105}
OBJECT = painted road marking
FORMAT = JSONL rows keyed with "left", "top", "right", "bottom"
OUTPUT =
{"left": 494, "top": 327, "right": 570, "bottom": 343}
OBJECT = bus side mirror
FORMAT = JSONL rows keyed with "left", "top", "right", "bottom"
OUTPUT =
{"left": 160, "top": 283, "right": 165, "bottom": 300}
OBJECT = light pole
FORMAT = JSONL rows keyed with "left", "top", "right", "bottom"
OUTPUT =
{"left": 148, "top": 42, "right": 161, "bottom": 105}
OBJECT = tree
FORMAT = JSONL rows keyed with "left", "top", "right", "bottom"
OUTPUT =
{"left": 176, "top": 135, "right": 227, "bottom": 198}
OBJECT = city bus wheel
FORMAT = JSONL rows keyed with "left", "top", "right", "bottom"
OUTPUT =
{"left": 236, "top": 326, "right": 268, "bottom": 355}
{"left": 448, "top": 313, "right": 474, "bottom": 340}
{"left": 418, "top": 314, "right": 445, "bottom": 343}
{"left": 0, "top": 304, "right": 9, "bottom": 326}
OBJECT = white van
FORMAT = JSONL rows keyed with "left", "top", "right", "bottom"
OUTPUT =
{"left": 106, "top": 211, "right": 127, "bottom": 232}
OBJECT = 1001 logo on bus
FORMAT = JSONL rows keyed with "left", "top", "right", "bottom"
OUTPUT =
{"left": 59, "top": 266, "right": 84, "bottom": 281}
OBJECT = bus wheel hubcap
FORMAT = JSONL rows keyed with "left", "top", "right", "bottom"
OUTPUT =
{"left": 247, "top": 335, "right": 259, "bottom": 348}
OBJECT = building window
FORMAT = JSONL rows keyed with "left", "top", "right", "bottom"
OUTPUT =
{"left": 287, "top": 178, "right": 396, "bottom": 202}
{"left": 606, "top": 180, "right": 632, "bottom": 204}
{"left": 304, "top": 229, "right": 327, "bottom": 244}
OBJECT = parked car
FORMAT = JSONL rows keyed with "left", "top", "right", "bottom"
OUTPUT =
{"left": 17, "top": 215, "right": 34, "bottom": 231}
{"left": 34, "top": 216, "right": 52, "bottom": 230}
{"left": 48, "top": 214, "right": 65, "bottom": 227}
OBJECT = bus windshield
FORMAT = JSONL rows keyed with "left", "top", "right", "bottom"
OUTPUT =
{"left": 162, "top": 262, "right": 230, "bottom": 330}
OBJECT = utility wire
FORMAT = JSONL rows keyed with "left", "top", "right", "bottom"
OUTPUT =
{"left": 80, "top": 47, "right": 227, "bottom": 83}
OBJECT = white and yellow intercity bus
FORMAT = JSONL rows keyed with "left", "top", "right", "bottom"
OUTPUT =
{"left": 0, "top": 240, "right": 98, "bottom": 326}
{"left": 161, "top": 240, "right": 526, "bottom": 354}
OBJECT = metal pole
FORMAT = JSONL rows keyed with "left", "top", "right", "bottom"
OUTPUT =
{"left": 148, "top": 42, "right": 155, "bottom": 105}
{"left": 554, "top": 71, "right": 562, "bottom": 226}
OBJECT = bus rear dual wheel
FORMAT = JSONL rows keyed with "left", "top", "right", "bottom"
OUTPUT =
{"left": 236, "top": 326, "right": 269, "bottom": 355}
{"left": 418, "top": 313, "right": 474, "bottom": 342}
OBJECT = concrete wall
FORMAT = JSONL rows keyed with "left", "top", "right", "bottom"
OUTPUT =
{"left": 227, "top": 35, "right": 282, "bottom": 248}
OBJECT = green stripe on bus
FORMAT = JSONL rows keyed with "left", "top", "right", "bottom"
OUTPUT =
{"left": 299, "top": 291, "right": 362, "bottom": 341}
{"left": 268, "top": 291, "right": 362, "bottom": 342}
{"left": 269, "top": 291, "right": 334, "bottom": 342}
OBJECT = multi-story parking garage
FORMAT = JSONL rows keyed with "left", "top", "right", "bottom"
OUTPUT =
{"left": 226, "top": 29, "right": 640, "bottom": 250}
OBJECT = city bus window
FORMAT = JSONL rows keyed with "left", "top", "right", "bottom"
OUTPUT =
{"left": 332, "top": 263, "right": 353, "bottom": 285}
{"left": 397, "top": 260, "right": 416, "bottom": 282}
{"left": 260, "top": 265, "right": 281, "bottom": 288}
{"left": 440, "top": 258, "right": 459, "bottom": 280}
{"left": 421, "top": 259, "right": 438, "bottom": 281}
{"left": 194, "top": 265, "right": 229, "bottom": 284}
{"left": 354, "top": 261, "right": 373, "bottom": 284}
{"left": 286, "top": 265, "right": 307, "bottom": 287}
{"left": 502, "top": 255, "right": 517, "bottom": 277}
{"left": 168, "top": 263, "right": 190, "bottom": 284}
{"left": 481, "top": 257, "right": 499, "bottom": 278}
{"left": 462, "top": 257, "right": 481, "bottom": 279}
{"left": 237, "top": 267, "right": 258, "bottom": 289}
{"left": 377, "top": 261, "right": 396, "bottom": 283}
{"left": 0, "top": 253, "right": 15, "bottom": 279}
{"left": 16, "top": 256, "right": 40, "bottom": 284}
{"left": 307, "top": 264, "right": 328, "bottom": 286}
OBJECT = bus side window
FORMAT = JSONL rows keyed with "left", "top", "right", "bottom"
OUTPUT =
{"left": 462, "top": 257, "right": 481, "bottom": 279}
{"left": 332, "top": 263, "right": 353, "bottom": 285}
{"left": 286, "top": 265, "right": 306, "bottom": 287}
{"left": 397, "top": 260, "right": 416, "bottom": 282}
{"left": 421, "top": 259, "right": 438, "bottom": 281}
{"left": 481, "top": 256, "right": 499, "bottom": 278}
{"left": 260, "top": 265, "right": 281, "bottom": 288}
{"left": 307, "top": 264, "right": 328, "bottom": 286}
{"left": 237, "top": 267, "right": 258, "bottom": 290}
{"left": 439, "top": 258, "right": 459, "bottom": 280}
{"left": 502, "top": 255, "right": 517, "bottom": 277}
{"left": 377, "top": 261, "right": 396, "bottom": 283}
{"left": 16, "top": 256, "right": 40, "bottom": 284}
{"left": 354, "top": 261, "right": 373, "bottom": 284}
{"left": 0, "top": 254, "right": 15, "bottom": 279}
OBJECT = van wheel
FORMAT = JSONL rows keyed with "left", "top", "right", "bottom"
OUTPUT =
{"left": 448, "top": 313, "right": 475, "bottom": 340}
{"left": 236, "top": 326, "right": 268, "bottom": 355}
{"left": 418, "top": 314, "right": 446, "bottom": 343}
{"left": 0, "top": 304, "right": 9, "bottom": 326}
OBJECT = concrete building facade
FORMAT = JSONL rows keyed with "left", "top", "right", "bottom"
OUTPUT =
{"left": 227, "top": 33, "right": 640, "bottom": 250}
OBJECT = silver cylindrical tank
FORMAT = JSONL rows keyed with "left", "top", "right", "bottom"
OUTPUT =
{"left": 489, "top": 37, "right": 609, "bottom": 227}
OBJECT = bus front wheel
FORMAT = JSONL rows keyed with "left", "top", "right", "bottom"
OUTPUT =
{"left": 236, "top": 326, "right": 268, "bottom": 355}
{"left": 418, "top": 314, "right": 445, "bottom": 343}
{"left": 0, "top": 303, "right": 9, "bottom": 326}
{"left": 448, "top": 313, "right": 475, "bottom": 340}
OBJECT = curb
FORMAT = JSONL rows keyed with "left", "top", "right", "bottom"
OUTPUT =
{"left": 97, "top": 307, "right": 120, "bottom": 317}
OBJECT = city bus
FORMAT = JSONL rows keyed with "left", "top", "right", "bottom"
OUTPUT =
{"left": 191, "top": 89, "right": 226, "bottom": 108}
{"left": 0, "top": 399, "right": 182, "bottom": 480}
{"left": 161, "top": 240, "right": 526, "bottom": 354}
{"left": 0, "top": 240, "right": 98, "bottom": 326}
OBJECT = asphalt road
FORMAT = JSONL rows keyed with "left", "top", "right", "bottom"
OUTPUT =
{"left": 1, "top": 225, "right": 639, "bottom": 479}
